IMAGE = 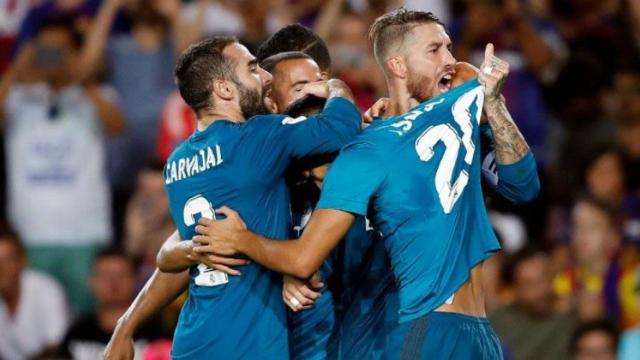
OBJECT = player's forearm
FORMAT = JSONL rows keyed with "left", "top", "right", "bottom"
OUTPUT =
{"left": 484, "top": 98, "right": 530, "bottom": 165}
{"left": 236, "top": 231, "right": 320, "bottom": 279}
{"left": 115, "top": 269, "right": 188, "bottom": 336}
{"left": 156, "top": 238, "right": 197, "bottom": 273}
{"left": 327, "top": 79, "right": 355, "bottom": 104}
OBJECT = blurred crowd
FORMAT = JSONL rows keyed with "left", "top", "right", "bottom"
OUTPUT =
{"left": 0, "top": 0, "right": 640, "bottom": 359}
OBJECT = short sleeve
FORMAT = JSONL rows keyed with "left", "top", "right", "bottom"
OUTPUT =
{"left": 316, "top": 142, "right": 386, "bottom": 216}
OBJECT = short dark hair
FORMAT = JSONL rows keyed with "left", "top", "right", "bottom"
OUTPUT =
{"left": 174, "top": 36, "right": 238, "bottom": 114}
{"left": 501, "top": 245, "right": 548, "bottom": 286}
{"left": 0, "top": 222, "right": 24, "bottom": 255}
{"left": 570, "top": 320, "right": 619, "bottom": 355}
{"left": 260, "top": 51, "right": 313, "bottom": 74}
{"left": 93, "top": 246, "right": 135, "bottom": 270}
{"left": 38, "top": 16, "right": 83, "bottom": 48}
{"left": 257, "top": 24, "right": 331, "bottom": 72}
{"left": 368, "top": 8, "right": 443, "bottom": 67}
{"left": 574, "top": 194, "right": 621, "bottom": 229}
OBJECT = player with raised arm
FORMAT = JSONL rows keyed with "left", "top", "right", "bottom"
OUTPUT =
{"left": 193, "top": 9, "right": 538, "bottom": 359}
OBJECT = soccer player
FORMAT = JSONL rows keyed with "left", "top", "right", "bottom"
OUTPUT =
{"left": 192, "top": 9, "right": 538, "bottom": 359}
{"left": 103, "top": 38, "right": 360, "bottom": 359}
{"left": 163, "top": 37, "right": 360, "bottom": 359}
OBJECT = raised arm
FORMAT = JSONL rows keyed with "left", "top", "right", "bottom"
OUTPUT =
{"left": 282, "top": 79, "right": 360, "bottom": 159}
{"left": 479, "top": 44, "right": 530, "bottom": 165}
{"left": 193, "top": 207, "right": 355, "bottom": 279}
{"left": 104, "top": 269, "right": 188, "bottom": 360}
{"left": 77, "top": 0, "right": 121, "bottom": 82}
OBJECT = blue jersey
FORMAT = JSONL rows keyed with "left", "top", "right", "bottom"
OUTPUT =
{"left": 317, "top": 79, "right": 500, "bottom": 323}
{"left": 288, "top": 203, "right": 377, "bottom": 360}
{"left": 332, "top": 123, "right": 539, "bottom": 359}
{"left": 164, "top": 97, "right": 360, "bottom": 360}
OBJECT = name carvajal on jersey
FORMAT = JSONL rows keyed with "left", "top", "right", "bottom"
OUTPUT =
{"left": 165, "top": 145, "right": 224, "bottom": 185}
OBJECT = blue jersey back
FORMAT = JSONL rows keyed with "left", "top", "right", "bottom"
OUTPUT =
{"left": 164, "top": 98, "right": 360, "bottom": 359}
{"left": 317, "top": 79, "right": 500, "bottom": 323}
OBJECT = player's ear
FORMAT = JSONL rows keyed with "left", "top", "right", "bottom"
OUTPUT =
{"left": 386, "top": 56, "right": 407, "bottom": 79}
{"left": 212, "top": 79, "right": 234, "bottom": 101}
{"left": 319, "top": 71, "right": 328, "bottom": 80}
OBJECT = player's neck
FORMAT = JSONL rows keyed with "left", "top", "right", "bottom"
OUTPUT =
{"left": 387, "top": 83, "right": 420, "bottom": 116}
{"left": 1, "top": 282, "right": 20, "bottom": 316}
{"left": 197, "top": 108, "right": 246, "bottom": 130}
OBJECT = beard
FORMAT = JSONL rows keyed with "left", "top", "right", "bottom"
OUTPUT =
{"left": 406, "top": 68, "right": 435, "bottom": 103}
{"left": 235, "top": 80, "right": 269, "bottom": 118}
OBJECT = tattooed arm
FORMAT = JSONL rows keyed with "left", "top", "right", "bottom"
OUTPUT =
{"left": 479, "top": 43, "right": 530, "bottom": 165}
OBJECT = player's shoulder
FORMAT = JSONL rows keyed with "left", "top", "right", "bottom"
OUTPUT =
{"left": 244, "top": 113, "right": 305, "bottom": 133}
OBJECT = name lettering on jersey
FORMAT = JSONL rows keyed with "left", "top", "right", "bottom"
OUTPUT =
{"left": 388, "top": 98, "right": 447, "bottom": 136}
{"left": 165, "top": 145, "right": 223, "bottom": 185}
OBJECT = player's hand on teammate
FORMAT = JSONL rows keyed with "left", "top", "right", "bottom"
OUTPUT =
{"left": 363, "top": 97, "right": 390, "bottom": 124}
{"left": 478, "top": 43, "right": 509, "bottom": 104}
{"left": 192, "top": 206, "right": 247, "bottom": 256}
{"left": 301, "top": 80, "right": 330, "bottom": 99}
{"left": 283, "top": 272, "right": 324, "bottom": 312}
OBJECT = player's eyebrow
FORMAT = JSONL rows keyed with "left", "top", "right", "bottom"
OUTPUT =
{"left": 248, "top": 58, "right": 259, "bottom": 67}
{"left": 291, "top": 80, "right": 310, "bottom": 87}
{"left": 426, "top": 41, "right": 443, "bottom": 50}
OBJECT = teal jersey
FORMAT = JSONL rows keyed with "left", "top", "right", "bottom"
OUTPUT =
{"left": 164, "top": 97, "right": 360, "bottom": 359}
{"left": 317, "top": 79, "right": 500, "bottom": 323}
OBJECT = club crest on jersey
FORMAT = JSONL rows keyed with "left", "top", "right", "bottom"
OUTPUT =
{"left": 165, "top": 145, "right": 224, "bottom": 185}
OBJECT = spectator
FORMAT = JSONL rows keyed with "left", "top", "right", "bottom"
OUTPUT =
{"left": 0, "top": 17, "right": 124, "bottom": 315}
{"left": 570, "top": 320, "right": 618, "bottom": 360}
{"left": 490, "top": 246, "right": 578, "bottom": 360}
{"left": 124, "top": 162, "right": 174, "bottom": 286}
{"left": 619, "top": 269, "right": 640, "bottom": 359}
{"left": 60, "top": 248, "right": 169, "bottom": 359}
{"left": 553, "top": 197, "right": 624, "bottom": 323}
{"left": 0, "top": 223, "right": 70, "bottom": 359}
{"left": 78, "top": 0, "right": 191, "bottom": 240}
{"left": 13, "top": 0, "right": 102, "bottom": 53}
{"left": 328, "top": 10, "right": 385, "bottom": 110}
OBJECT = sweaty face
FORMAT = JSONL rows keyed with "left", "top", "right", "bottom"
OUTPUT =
{"left": 269, "top": 58, "right": 324, "bottom": 113}
{"left": 401, "top": 23, "right": 456, "bottom": 102}
{"left": 223, "top": 43, "right": 272, "bottom": 118}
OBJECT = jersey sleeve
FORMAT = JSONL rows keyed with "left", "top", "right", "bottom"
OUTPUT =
{"left": 277, "top": 97, "right": 361, "bottom": 159}
{"left": 316, "top": 142, "right": 386, "bottom": 216}
{"left": 480, "top": 125, "right": 540, "bottom": 203}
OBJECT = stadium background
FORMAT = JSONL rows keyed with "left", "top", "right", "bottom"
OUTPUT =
{"left": 0, "top": 0, "right": 639, "bottom": 359}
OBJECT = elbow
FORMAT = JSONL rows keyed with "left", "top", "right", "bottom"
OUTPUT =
{"left": 513, "top": 176, "right": 541, "bottom": 204}
{"left": 156, "top": 249, "right": 180, "bottom": 273}
{"left": 291, "top": 256, "right": 317, "bottom": 279}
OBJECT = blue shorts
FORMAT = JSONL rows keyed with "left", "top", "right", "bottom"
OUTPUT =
{"left": 383, "top": 312, "right": 503, "bottom": 360}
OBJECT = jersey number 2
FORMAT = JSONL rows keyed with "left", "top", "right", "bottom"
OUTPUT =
{"left": 415, "top": 87, "right": 484, "bottom": 214}
{"left": 183, "top": 195, "right": 228, "bottom": 287}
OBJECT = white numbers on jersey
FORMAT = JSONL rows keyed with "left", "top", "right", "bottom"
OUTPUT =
{"left": 415, "top": 87, "right": 484, "bottom": 214}
{"left": 183, "top": 195, "right": 229, "bottom": 287}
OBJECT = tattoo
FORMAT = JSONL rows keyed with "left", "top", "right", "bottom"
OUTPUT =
{"left": 484, "top": 99, "right": 530, "bottom": 165}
